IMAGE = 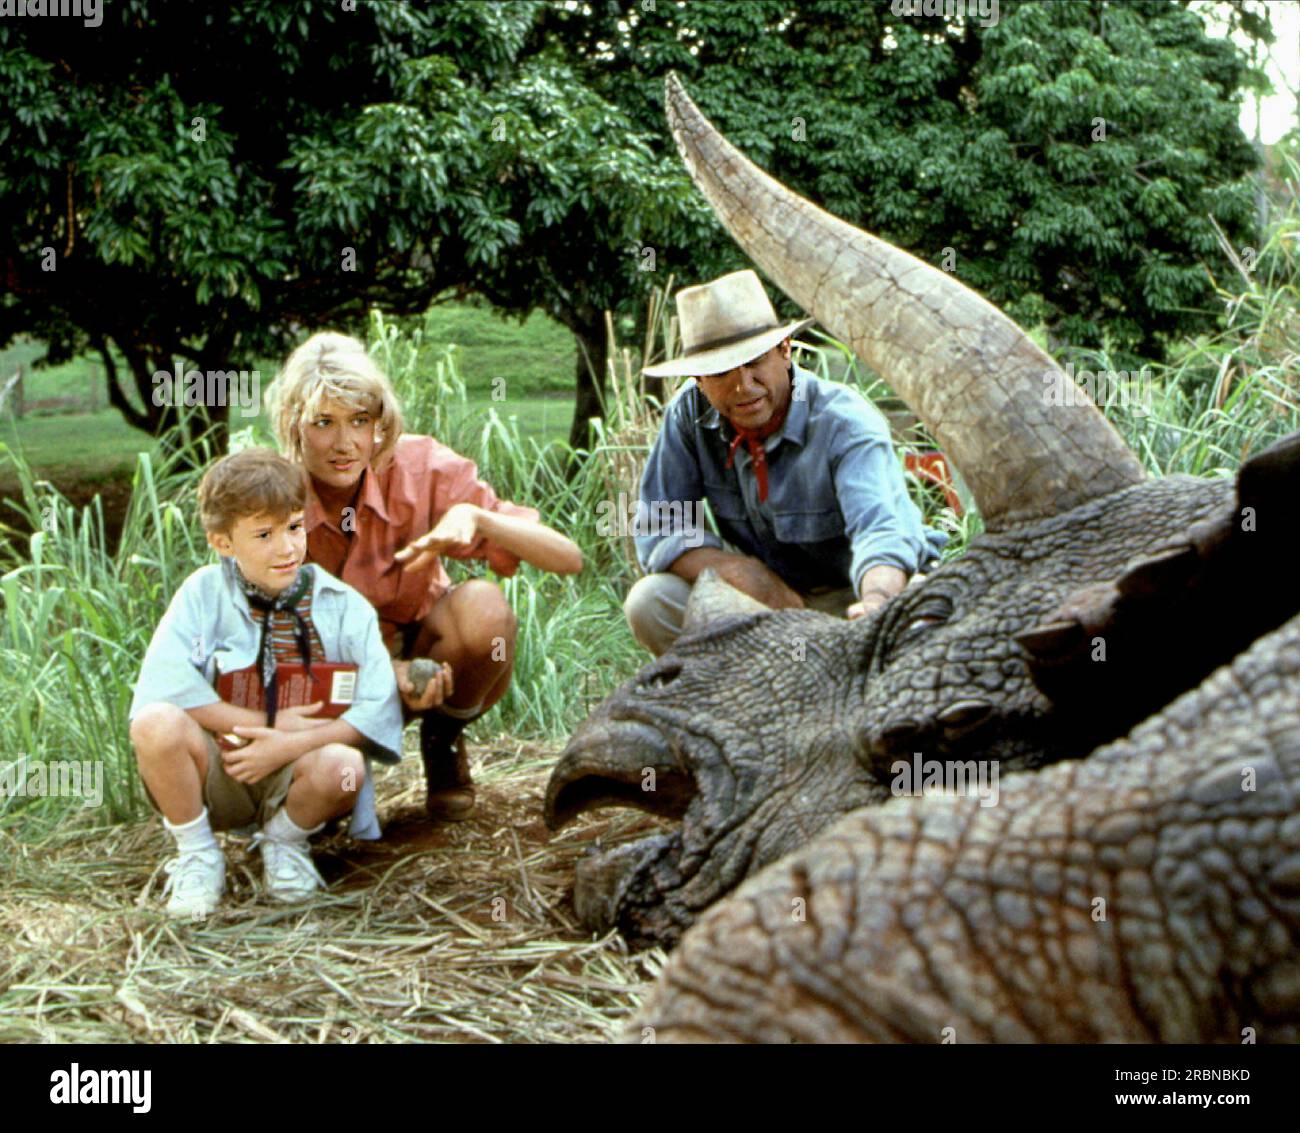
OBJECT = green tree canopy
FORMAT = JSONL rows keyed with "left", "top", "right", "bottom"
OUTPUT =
{"left": 550, "top": 0, "right": 1260, "bottom": 364}
{"left": 0, "top": 0, "right": 1264, "bottom": 456}
{"left": 0, "top": 0, "right": 710, "bottom": 451}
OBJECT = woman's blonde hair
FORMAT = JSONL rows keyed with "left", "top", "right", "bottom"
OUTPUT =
{"left": 268, "top": 331, "right": 406, "bottom": 470}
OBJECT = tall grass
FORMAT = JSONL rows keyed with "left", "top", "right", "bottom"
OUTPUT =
{"left": 1071, "top": 156, "right": 1300, "bottom": 476}
{"left": 0, "top": 429, "right": 218, "bottom": 834}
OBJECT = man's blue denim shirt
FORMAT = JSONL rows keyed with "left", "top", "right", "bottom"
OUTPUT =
{"left": 635, "top": 365, "right": 947, "bottom": 592}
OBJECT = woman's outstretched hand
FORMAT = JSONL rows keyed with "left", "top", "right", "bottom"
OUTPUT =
{"left": 394, "top": 503, "right": 481, "bottom": 573}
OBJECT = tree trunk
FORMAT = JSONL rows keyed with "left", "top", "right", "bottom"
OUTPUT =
{"left": 101, "top": 334, "right": 230, "bottom": 470}
{"left": 568, "top": 319, "right": 609, "bottom": 453}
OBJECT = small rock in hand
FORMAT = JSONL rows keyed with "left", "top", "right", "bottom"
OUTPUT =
{"left": 409, "top": 657, "right": 437, "bottom": 698}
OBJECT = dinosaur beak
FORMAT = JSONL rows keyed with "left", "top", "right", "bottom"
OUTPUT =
{"left": 573, "top": 833, "right": 680, "bottom": 936}
{"left": 544, "top": 718, "right": 697, "bottom": 830}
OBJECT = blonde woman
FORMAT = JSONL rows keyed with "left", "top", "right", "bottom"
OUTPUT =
{"left": 268, "top": 332, "right": 583, "bottom": 821}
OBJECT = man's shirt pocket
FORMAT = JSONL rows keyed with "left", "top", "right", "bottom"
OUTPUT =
{"left": 702, "top": 477, "right": 747, "bottom": 522}
{"left": 771, "top": 508, "right": 845, "bottom": 545}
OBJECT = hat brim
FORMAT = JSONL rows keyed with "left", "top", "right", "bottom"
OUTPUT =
{"left": 642, "top": 317, "right": 816, "bottom": 378}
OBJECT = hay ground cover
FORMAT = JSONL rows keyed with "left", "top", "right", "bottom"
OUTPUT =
{"left": 0, "top": 732, "right": 667, "bottom": 1044}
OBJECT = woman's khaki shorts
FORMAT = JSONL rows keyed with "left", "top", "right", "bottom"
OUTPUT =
{"left": 145, "top": 732, "right": 295, "bottom": 831}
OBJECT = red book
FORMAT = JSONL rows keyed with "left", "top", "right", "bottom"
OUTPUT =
{"left": 214, "top": 662, "right": 358, "bottom": 750}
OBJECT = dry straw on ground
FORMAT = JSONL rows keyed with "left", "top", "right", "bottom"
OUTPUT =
{"left": 0, "top": 736, "right": 666, "bottom": 1043}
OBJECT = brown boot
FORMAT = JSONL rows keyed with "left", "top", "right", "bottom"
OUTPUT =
{"left": 420, "top": 715, "right": 476, "bottom": 822}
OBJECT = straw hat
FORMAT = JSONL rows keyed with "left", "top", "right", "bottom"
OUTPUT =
{"left": 642, "top": 270, "right": 815, "bottom": 378}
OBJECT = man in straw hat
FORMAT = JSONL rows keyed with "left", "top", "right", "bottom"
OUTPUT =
{"left": 624, "top": 269, "right": 947, "bottom": 655}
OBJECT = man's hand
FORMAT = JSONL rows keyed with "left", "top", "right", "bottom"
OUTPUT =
{"left": 672, "top": 549, "right": 804, "bottom": 610}
{"left": 394, "top": 658, "right": 454, "bottom": 711}
{"left": 222, "top": 726, "right": 303, "bottom": 785}
{"left": 846, "top": 592, "right": 892, "bottom": 620}
{"left": 847, "top": 564, "right": 908, "bottom": 620}
{"left": 394, "top": 503, "right": 482, "bottom": 573}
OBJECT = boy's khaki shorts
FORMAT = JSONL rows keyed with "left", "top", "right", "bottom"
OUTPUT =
{"left": 145, "top": 732, "right": 295, "bottom": 831}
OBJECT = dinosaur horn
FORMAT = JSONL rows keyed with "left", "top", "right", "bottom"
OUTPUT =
{"left": 663, "top": 73, "right": 1144, "bottom": 529}
{"left": 681, "top": 570, "right": 769, "bottom": 632}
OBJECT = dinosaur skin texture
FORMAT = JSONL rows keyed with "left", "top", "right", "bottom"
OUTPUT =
{"left": 628, "top": 607, "right": 1300, "bottom": 1043}
{"left": 547, "top": 470, "right": 1293, "bottom": 949}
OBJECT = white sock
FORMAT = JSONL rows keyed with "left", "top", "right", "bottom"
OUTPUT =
{"left": 164, "top": 807, "right": 218, "bottom": 855}
{"left": 263, "top": 806, "right": 325, "bottom": 845}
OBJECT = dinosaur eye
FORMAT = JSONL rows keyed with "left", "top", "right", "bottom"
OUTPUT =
{"left": 892, "top": 601, "right": 952, "bottom": 651}
{"left": 638, "top": 661, "right": 682, "bottom": 692}
{"left": 904, "top": 613, "right": 946, "bottom": 635}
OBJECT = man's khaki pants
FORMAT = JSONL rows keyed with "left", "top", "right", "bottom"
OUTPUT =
{"left": 623, "top": 573, "right": 857, "bottom": 657}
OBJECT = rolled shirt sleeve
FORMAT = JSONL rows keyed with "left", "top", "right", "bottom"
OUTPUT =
{"left": 833, "top": 423, "right": 947, "bottom": 591}
{"left": 635, "top": 396, "right": 723, "bottom": 574}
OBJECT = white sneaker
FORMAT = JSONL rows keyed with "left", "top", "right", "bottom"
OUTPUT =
{"left": 162, "top": 847, "right": 226, "bottom": 919}
{"left": 253, "top": 834, "right": 325, "bottom": 903}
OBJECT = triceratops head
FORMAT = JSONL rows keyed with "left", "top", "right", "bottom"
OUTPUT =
{"left": 546, "top": 575, "right": 885, "bottom": 947}
{"left": 544, "top": 75, "right": 1300, "bottom": 949}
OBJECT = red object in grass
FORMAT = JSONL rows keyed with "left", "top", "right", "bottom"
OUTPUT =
{"left": 904, "top": 452, "right": 963, "bottom": 517}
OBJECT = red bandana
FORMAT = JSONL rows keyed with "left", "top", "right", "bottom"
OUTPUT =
{"left": 724, "top": 405, "right": 788, "bottom": 503}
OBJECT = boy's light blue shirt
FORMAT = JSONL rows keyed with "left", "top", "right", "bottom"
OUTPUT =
{"left": 635, "top": 366, "right": 948, "bottom": 593}
{"left": 128, "top": 557, "right": 404, "bottom": 840}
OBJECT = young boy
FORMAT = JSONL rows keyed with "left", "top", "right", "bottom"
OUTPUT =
{"left": 129, "top": 448, "right": 403, "bottom": 918}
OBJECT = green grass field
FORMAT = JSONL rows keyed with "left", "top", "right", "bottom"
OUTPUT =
{"left": 0, "top": 340, "right": 116, "bottom": 409}
{"left": 419, "top": 302, "right": 576, "bottom": 394}
{"left": 0, "top": 411, "right": 159, "bottom": 481}
{"left": 0, "top": 301, "right": 579, "bottom": 487}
